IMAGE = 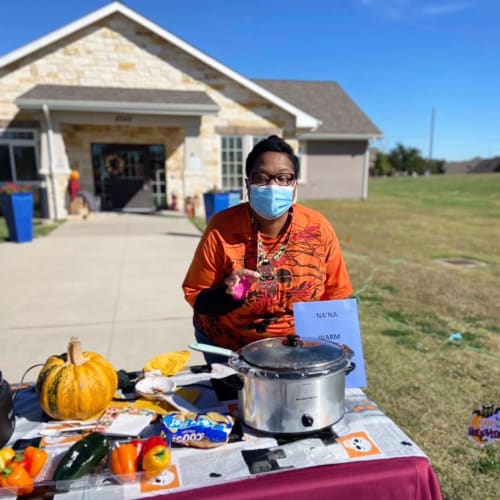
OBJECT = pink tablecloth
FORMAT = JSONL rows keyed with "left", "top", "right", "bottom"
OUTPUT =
{"left": 159, "top": 456, "right": 442, "bottom": 500}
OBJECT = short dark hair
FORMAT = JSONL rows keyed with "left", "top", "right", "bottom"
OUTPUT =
{"left": 245, "top": 135, "right": 300, "bottom": 178}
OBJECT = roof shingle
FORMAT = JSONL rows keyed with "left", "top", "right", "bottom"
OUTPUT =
{"left": 253, "top": 79, "right": 382, "bottom": 137}
{"left": 17, "top": 84, "right": 217, "bottom": 106}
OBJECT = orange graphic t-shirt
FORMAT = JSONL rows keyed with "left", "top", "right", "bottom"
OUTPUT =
{"left": 182, "top": 203, "right": 353, "bottom": 351}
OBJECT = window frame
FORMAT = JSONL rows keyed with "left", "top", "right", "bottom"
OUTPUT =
{"left": 220, "top": 135, "right": 286, "bottom": 201}
{"left": 0, "top": 129, "right": 40, "bottom": 184}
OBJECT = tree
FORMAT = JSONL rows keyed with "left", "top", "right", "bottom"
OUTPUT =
{"left": 370, "top": 144, "right": 445, "bottom": 176}
{"left": 372, "top": 152, "right": 392, "bottom": 176}
{"left": 427, "top": 159, "right": 445, "bottom": 174}
{"left": 388, "top": 143, "right": 427, "bottom": 175}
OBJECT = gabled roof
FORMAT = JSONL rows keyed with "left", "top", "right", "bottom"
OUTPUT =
{"left": 253, "top": 79, "right": 383, "bottom": 140}
{"left": 0, "top": 2, "right": 319, "bottom": 130}
{"left": 16, "top": 84, "right": 219, "bottom": 116}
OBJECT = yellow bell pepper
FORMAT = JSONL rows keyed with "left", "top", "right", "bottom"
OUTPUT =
{"left": 0, "top": 448, "right": 15, "bottom": 469}
{"left": 141, "top": 444, "right": 171, "bottom": 478}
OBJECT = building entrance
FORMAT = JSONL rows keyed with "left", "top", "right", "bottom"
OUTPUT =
{"left": 91, "top": 143, "right": 166, "bottom": 211}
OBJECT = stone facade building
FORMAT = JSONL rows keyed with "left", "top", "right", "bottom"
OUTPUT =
{"left": 0, "top": 2, "right": 382, "bottom": 219}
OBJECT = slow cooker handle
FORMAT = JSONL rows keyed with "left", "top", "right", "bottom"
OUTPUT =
{"left": 189, "top": 343, "right": 239, "bottom": 358}
{"left": 284, "top": 335, "right": 302, "bottom": 347}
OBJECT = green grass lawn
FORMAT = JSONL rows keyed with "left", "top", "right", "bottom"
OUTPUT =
{"left": 190, "top": 173, "right": 500, "bottom": 500}
{"left": 0, "top": 218, "right": 63, "bottom": 242}
{"left": 307, "top": 174, "right": 500, "bottom": 500}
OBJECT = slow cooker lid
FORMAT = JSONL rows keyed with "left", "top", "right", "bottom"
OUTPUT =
{"left": 239, "top": 335, "right": 346, "bottom": 371}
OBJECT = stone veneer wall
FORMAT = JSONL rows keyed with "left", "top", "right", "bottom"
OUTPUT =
{"left": 0, "top": 13, "right": 297, "bottom": 217}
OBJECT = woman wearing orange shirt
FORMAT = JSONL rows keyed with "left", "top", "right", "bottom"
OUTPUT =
{"left": 182, "top": 135, "right": 353, "bottom": 362}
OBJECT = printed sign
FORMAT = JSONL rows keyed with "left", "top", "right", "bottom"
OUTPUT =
{"left": 468, "top": 404, "right": 500, "bottom": 446}
{"left": 293, "top": 298, "right": 367, "bottom": 388}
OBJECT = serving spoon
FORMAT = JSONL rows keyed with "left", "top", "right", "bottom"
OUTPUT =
{"left": 135, "top": 375, "right": 200, "bottom": 414}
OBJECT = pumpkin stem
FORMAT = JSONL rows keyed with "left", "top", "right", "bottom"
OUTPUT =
{"left": 67, "top": 337, "right": 88, "bottom": 366}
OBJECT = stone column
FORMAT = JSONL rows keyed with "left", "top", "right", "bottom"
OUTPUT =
{"left": 40, "top": 107, "right": 71, "bottom": 220}
{"left": 182, "top": 121, "right": 206, "bottom": 216}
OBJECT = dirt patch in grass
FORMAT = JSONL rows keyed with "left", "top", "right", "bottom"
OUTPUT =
{"left": 436, "top": 257, "right": 487, "bottom": 267}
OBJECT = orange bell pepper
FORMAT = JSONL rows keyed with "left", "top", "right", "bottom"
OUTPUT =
{"left": 110, "top": 443, "right": 137, "bottom": 482}
{"left": 141, "top": 444, "right": 171, "bottom": 478}
{"left": 0, "top": 464, "right": 34, "bottom": 496}
{"left": 16, "top": 446, "right": 49, "bottom": 478}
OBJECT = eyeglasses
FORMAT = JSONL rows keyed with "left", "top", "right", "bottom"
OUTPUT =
{"left": 250, "top": 173, "right": 296, "bottom": 186}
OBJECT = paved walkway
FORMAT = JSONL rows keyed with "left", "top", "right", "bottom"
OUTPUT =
{"left": 0, "top": 212, "right": 205, "bottom": 383}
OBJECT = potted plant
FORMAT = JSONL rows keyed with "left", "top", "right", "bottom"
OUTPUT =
{"left": 0, "top": 183, "right": 34, "bottom": 243}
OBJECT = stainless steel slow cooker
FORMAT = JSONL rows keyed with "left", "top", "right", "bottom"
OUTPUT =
{"left": 0, "top": 371, "right": 15, "bottom": 447}
{"left": 228, "top": 335, "right": 354, "bottom": 435}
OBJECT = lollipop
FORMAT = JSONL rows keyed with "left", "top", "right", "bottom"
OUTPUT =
{"left": 232, "top": 276, "right": 252, "bottom": 300}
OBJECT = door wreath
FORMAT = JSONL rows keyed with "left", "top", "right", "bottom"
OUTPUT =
{"left": 105, "top": 154, "right": 125, "bottom": 176}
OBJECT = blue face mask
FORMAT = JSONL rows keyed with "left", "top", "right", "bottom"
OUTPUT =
{"left": 249, "top": 184, "right": 295, "bottom": 220}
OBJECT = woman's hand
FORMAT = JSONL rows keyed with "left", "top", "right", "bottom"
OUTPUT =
{"left": 225, "top": 269, "right": 260, "bottom": 300}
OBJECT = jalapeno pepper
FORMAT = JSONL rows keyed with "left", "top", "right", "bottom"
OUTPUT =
{"left": 53, "top": 432, "right": 110, "bottom": 483}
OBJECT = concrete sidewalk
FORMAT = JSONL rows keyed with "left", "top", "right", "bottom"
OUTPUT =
{"left": 0, "top": 212, "right": 205, "bottom": 383}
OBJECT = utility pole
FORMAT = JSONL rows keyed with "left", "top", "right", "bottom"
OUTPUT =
{"left": 428, "top": 107, "right": 436, "bottom": 168}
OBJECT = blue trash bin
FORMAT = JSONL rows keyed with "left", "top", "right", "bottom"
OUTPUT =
{"left": 0, "top": 192, "right": 33, "bottom": 243}
{"left": 203, "top": 192, "right": 229, "bottom": 223}
{"left": 228, "top": 190, "right": 241, "bottom": 207}
{"left": 203, "top": 191, "right": 242, "bottom": 223}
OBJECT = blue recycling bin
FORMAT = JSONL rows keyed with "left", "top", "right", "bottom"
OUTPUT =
{"left": 203, "top": 191, "right": 241, "bottom": 223}
{"left": 0, "top": 192, "right": 34, "bottom": 243}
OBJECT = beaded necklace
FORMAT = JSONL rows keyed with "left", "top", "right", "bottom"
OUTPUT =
{"left": 251, "top": 214, "right": 292, "bottom": 294}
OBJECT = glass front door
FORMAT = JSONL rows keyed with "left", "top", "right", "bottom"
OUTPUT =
{"left": 91, "top": 143, "right": 166, "bottom": 211}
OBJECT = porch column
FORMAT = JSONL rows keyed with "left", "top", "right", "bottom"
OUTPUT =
{"left": 182, "top": 122, "right": 205, "bottom": 216}
{"left": 40, "top": 106, "right": 71, "bottom": 219}
{"left": 361, "top": 141, "right": 370, "bottom": 201}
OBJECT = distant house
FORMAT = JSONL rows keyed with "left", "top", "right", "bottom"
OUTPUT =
{"left": 444, "top": 158, "right": 482, "bottom": 174}
{"left": 0, "top": 2, "right": 382, "bottom": 219}
{"left": 469, "top": 157, "right": 500, "bottom": 173}
{"left": 444, "top": 157, "right": 500, "bottom": 174}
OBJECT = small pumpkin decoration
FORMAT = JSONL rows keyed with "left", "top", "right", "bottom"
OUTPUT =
{"left": 36, "top": 337, "right": 118, "bottom": 420}
{"left": 69, "top": 170, "right": 80, "bottom": 181}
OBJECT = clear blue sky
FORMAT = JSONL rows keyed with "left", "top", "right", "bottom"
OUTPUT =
{"left": 1, "top": 0, "right": 498, "bottom": 162}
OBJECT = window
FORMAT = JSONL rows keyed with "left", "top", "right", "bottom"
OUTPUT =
{"left": 221, "top": 135, "right": 269, "bottom": 199}
{"left": 14, "top": 146, "right": 38, "bottom": 180}
{"left": 221, "top": 136, "right": 243, "bottom": 192}
{"left": 0, "top": 129, "right": 39, "bottom": 183}
{"left": 0, "top": 145, "right": 12, "bottom": 182}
